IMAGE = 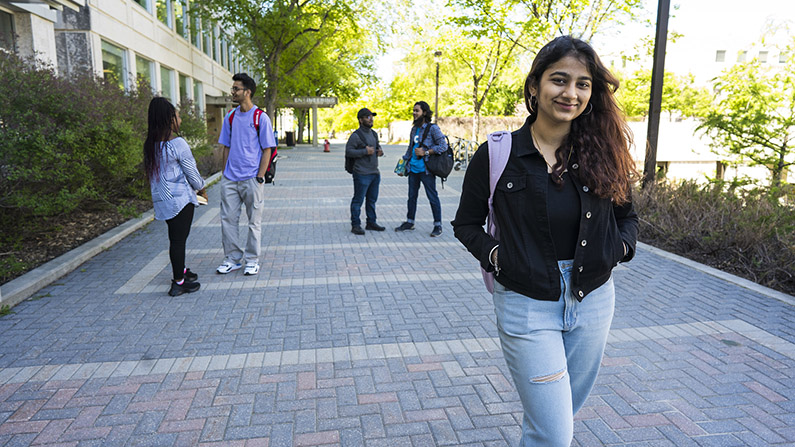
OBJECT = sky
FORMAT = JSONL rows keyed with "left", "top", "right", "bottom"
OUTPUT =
{"left": 376, "top": 0, "right": 795, "bottom": 83}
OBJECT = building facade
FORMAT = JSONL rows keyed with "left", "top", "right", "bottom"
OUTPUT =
{"left": 1, "top": 0, "right": 242, "bottom": 137}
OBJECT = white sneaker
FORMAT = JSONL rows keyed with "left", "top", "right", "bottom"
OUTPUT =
{"left": 216, "top": 261, "right": 242, "bottom": 274}
{"left": 244, "top": 262, "right": 260, "bottom": 276}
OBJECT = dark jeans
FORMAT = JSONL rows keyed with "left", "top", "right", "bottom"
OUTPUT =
{"left": 166, "top": 203, "right": 195, "bottom": 281}
{"left": 407, "top": 171, "right": 442, "bottom": 225}
{"left": 350, "top": 172, "right": 380, "bottom": 227}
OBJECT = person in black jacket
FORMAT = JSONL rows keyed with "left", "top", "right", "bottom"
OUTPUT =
{"left": 452, "top": 36, "right": 639, "bottom": 447}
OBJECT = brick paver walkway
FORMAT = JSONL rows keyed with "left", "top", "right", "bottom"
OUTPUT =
{"left": 0, "top": 143, "right": 793, "bottom": 446}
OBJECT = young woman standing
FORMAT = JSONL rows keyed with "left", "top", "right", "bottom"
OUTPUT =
{"left": 143, "top": 97, "right": 206, "bottom": 296}
{"left": 453, "top": 36, "right": 639, "bottom": 446}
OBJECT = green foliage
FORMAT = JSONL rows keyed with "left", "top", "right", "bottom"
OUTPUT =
{"left": 636, "top": 180, "right": 795, "bottom": 295}
{"left": 198, "top": 0, "right": 377, "bottom": 120}
{"left": 616, "top": 70, "right": 712, "bottom": 119}
{"left": 0, "top": 305, "right": 11, "bottom": 316}
{"left": 696, "top": 57, "right": 795, "bottom": 186}
{"left": 0, "top": 52, "right": 150, "bottom": 217}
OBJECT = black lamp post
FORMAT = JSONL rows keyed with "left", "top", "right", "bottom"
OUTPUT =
{"left": 434, "top": 50, "right": 442, "bottom": 123}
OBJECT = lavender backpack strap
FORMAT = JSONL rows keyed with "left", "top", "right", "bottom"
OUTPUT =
{"left": 481, "top": 131, "right": 512, "bottom": 293}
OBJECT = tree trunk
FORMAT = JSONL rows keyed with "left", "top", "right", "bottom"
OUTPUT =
{"left": 296, "top": 109, "right": 306, "bottom": 144}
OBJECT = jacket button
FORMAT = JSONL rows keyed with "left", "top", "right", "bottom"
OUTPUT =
{"left": 572, "top": 163, "right": 579, "bottom": 169}
{"left": 585, "top": 211, "right": 592, "bottom": 219}
{"left": 582, "top": 186, "right": 589, "bottom": 193}
{"left": 507, "top": 182, "right": 513, "bottom": 189}
{"left": 581, "top": 240, "right": 587, "bottom": 246}
{"left": 578, "top": 266, "right": 583, "bottom": 272}
{"left": 578, "top": 290, "right": 584, "bottom": 298}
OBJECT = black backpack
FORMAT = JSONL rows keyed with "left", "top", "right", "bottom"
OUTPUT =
{"left": 345, "top": 129, "right": 376, "bottom": 174}
{"left": 425, "top": 128, "right": 454, "bottom": 180}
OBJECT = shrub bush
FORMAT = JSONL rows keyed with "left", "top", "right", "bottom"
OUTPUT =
{"left": 0, "top": 52, "right": 218, "bottom": 284}
{"left": 635, "top": 180, "right": 795, "bottom": 295}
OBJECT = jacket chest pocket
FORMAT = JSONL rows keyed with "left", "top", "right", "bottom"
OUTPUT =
{"left": 496, "top": 176, "right": 527, "bottom": 204}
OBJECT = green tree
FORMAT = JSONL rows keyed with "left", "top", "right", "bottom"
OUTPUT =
{"left": 617, "top": 70, "right": 711, "bottom": 120}
{"left": 697, "top": 58, "right": 795, "bottom": 187}
{"left": 440, "top": 0, "right": 643, "bottom": 141}
{"left": 198, "top": 0, "right": 374, "bottom": 122}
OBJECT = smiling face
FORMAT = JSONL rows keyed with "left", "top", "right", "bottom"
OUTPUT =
{"left": 529, "top": 55, "right": 592, "bottom": 128}
{"left": 412, "top": 104, "right": 423, "bottom": 121}
{"left": 230, "top": 80, "right": 249, "bottom": 104}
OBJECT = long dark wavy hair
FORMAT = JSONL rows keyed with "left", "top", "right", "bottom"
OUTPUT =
{"left": 143, "top": 97, "right": 178, "bottom": 182}
{"left": 413, "top": 100, "right": 433, "bottom": 125}
{"left": 524, "top": 36, "right": 637, "bottom": 204}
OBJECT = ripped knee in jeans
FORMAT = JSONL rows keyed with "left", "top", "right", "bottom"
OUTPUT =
{"left": 530, "top": 368, "right": 566, "bottom": 384}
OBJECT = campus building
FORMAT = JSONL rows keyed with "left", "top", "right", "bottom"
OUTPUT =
{"left": 0, "top": 0, "right": 243, "bottom": 138}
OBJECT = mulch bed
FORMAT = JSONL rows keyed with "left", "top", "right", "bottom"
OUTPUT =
{"left": 0, "top": 199, "right": 152, "bottom": 285}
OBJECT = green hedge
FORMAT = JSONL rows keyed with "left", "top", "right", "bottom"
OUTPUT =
{"left": 0, "top": 52, "right": 216, "bottom": 283}
{"left": 0, "top": 52, "right": 214, "bottom": 217}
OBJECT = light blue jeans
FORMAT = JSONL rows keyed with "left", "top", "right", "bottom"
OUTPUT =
{"left": 492, "top": 260, "right": 615, "bottom": 447}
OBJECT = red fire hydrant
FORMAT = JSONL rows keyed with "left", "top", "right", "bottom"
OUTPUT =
{"left": 323, "top": 139, "right": 330, "bottom": 152}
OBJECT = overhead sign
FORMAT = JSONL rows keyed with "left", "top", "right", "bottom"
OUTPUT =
{"left": 285, "top": 96, "right": 338, "bottom": 108}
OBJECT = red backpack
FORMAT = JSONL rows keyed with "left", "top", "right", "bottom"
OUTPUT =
{"left": 227, "top": 107, "right": 278, "bottom": 183}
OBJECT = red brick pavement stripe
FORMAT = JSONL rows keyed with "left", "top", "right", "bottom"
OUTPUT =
{"left": 32, "top": 419, "right": 74, "bottom": 445}
{"left": 0, "top": 420, "right": 49, "bottom": 435}
{"left": 358, "top": 392, "right": 398, "bottom": 404}
{"left": 294, "top": 430, "right": 339, "bottom": 446}
{"left": 8, "top": 399, "right": 47, "bottom": 421}
{"left": 159, "top": 418, "right": 206, "bottom": 433}
{"left": 744, "top": 380, "right": 787, "bottom": 402}
{"left": 43, "top": 388, "right": 79, "bottom": 409}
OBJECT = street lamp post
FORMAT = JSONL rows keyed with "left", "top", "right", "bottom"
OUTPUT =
{"left": 434, "top": 50, "right": 442, "bottom": 123}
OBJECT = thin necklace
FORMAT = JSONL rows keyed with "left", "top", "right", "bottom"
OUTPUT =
{"left": 531, "top": 125, "right": 573, "bottom": 180}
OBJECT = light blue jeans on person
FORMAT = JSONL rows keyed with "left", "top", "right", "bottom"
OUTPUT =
{"left": 492, "top": 260, "right": 615, "bottom": 447}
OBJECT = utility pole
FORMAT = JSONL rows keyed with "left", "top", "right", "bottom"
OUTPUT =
{"left": 643, "top": 0, "right": 671, "bottom": 187}
{"left": 434, "top": 51, "right": 442, "bottom": 123}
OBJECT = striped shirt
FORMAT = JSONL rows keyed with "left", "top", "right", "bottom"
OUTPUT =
{"left": 149, "top": 137, "right": 206, "bottom": 220}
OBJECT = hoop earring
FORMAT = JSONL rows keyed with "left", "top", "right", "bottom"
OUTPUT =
{"left": 581, "top": 103, "right": 593, "bottom": 116}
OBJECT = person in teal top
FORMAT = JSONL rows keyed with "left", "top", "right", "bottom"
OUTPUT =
{"left": 395, "top": 101, "right": 448, "bottom": 237}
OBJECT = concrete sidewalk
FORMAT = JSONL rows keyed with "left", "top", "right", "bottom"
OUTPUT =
{"left": 0, "top": 143, "right": 792, "bottom": 446}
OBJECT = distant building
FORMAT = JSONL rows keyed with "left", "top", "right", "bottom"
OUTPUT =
{"left": 0, "top": 0, "right": 245, "bottom": 139}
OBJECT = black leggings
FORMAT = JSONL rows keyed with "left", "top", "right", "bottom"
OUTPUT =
{"left": 166, "top": 203, "right": 195, "bottom": 281}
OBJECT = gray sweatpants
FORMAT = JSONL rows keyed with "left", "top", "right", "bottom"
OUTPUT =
{"left": 220, "top": 176, "right": 264, "bottom": 265}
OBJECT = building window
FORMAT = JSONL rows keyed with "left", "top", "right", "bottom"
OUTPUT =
{"left": 220, "top": 38, "right": 227, "bottom": 68}
{"left": 737, "top": 50, "right": 747, "bottom": 63}
{"left": 202, "top": 19, "right": 211, "bottom": 56}
{"left": 178, "top": 73, "right": 189, "bottom": 103}
{"left": 156, "top": 0, "right": 172, "bottom": 28}
{"left": 191, "top": 15, "right": 201, "bottom": 49}
{"left": 193, "top": 80, "right": 203, "bottom": 114}
{"left": 160, "top": 65, "right": 175, "bottom": 103}
{"left": 0, "top": 10, "right": 14, "bottom": 53}
{"left": 780, "top": 52, "right": 789, "bottom": 64}
{"left": 101, "top": 40, "right": 127, "bottom": 90}
{"left": 135, "top": 55, "right": 156, "bottom": 93}
{"left": 212, "top": 26, "right": 219, "bottom": 62}
{"left": 715, "top": 50, "right": 725, "bottom": 62}
{"left": 132, "top": 0, "right": 150, "bottom": 12}
{"left": 175, "top": 0, "right": 188, "bottom": 39}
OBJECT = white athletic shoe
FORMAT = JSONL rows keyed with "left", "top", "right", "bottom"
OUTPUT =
{"left": 216, "top": 261, "right": 242, "bottom": 274}
{"left": 244, "top": 262, "right": 260, "bottom": 276}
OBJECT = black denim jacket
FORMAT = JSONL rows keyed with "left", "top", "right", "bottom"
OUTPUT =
{"left": 452, "top": 118, "right": 639, "bottom": 301}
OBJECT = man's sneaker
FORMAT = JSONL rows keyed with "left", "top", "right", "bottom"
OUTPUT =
{"left": 351, "top": 225, "right": 365, "bottom": 235}
{"left": 430, "top": 226, "right": 443, "bottom": 237}
{"left": 184, "top": 268, "right": 198, "bottom": 282}
{"left": 169, "top": 280, "right": 200, "bottom": 296}
{"left": 244, "top": 262, "right": 260, "bottom": 276}
{"left": 216, "top": 261, "right": 242, "bottom": 274}
{"left": 365, "top": 222, "right": 385, "bottom": 231}
{"left": 394, "top": 222, "right": 415, "bottom": 232}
